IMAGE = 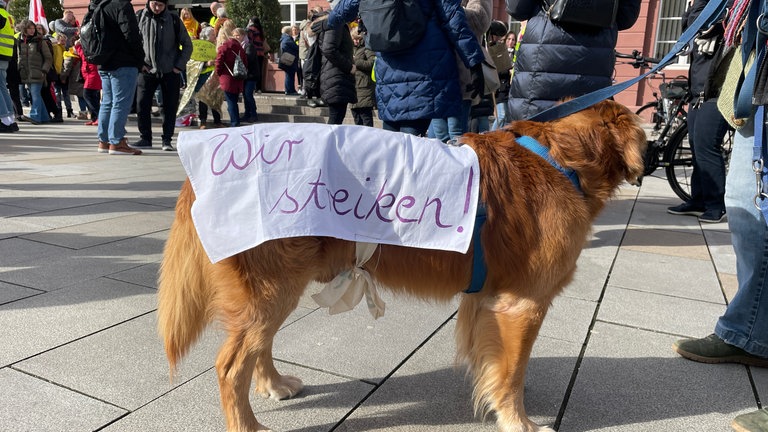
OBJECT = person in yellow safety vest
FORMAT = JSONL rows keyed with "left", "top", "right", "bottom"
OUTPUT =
{"left": 209, "top": 2, "right": 221, "bottom": 27}
{"left": 0, "top": 0, "right": 19, "bottom": 133}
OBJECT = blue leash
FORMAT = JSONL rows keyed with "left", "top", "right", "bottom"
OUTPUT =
{"left": 526, "top": 0, "right": 728, "bottom": 123}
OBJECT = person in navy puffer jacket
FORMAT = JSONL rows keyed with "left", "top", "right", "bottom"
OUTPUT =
{"left": 506, "top": 0, "right": 641, "bottom": 120}
{"left": 315, "top": 0, "right": 485, "bottom": 136}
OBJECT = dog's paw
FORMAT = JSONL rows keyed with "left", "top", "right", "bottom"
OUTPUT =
{"left": 498, "top": 421, "right": 555, "bottom": 432}
{"left": 256, "top": 374, "right": 304, "bottom": 400}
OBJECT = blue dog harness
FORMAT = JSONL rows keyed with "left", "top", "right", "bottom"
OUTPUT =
{"left": 464, "top": 136, "right": 582, "bottom": 293}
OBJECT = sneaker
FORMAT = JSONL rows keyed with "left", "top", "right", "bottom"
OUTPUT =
{"left": 673, "top": 334, "right": 768, "bottom": 367}
{"left": 109, "top": 139, "right": 143, "bottom": 155}
{"left": 667, "top": 202, "right": 705, "bottom": 216}
{"left": 162, "top": 141, "right": 175, "bottom": 151}
{"left": 76, "top": 111, "right": 88, "bottom": 120}
{"left": 97, "top": 141, "right": 109, "bottom": 153}
{"left": 50, "top": 116, "right": 64, "bottom": 123}
{"left": 19, "top": 115, "right": 40, "bottom": 125}
{"left": 129, "top": 138, "right": 152, "bottom": 149}
{"left": 698, "top": 209, "right": 727, "bottom": 223}
{"left": 307, "top": 99, "right": 318, "bottom": 108}
{"left": 9, "top": 122, "right": 19, "bottom": 132}
{"left": 732, "top": 408, "right": 768, "bottom": 432}
{"left": 0, "top": 123, "right": 14, "bottom": 133}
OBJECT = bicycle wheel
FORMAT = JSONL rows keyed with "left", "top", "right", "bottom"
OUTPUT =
{"left": 663, "top": 123, "right": 692, "bottom": 202}
{"left": 664, "top": 124, "right": 735, "bottom": 202}
{"left": 635, "top": 101, "right": 662, "bottom": 131}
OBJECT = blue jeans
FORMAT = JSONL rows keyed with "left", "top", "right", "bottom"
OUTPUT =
{"left": 224, "top": 91, "right": 240, "bottom": 127}
{"left": 243, "top": 80, "right": 257, "bottom": 119}
{"left": 98, "top": 67, "right": 138, "bottom": 145}
{"left": 716, "top": 114, "right": 768, "bottom": 358}
{"left": 428, "top": 100, "right": 472, "bottom": 142}
{"left": 283, "top": 64, "right": 297, "bottom": 94}
{"left": 0, "top": 61, "right": 13, "bottom": 119}
{"left": 382, "top": 119, "right": 431, "bottom": 136}
{"left": 28, "top": 82, "right": 50, "bottom": 123}
{"left": 491, "top": 100, "right": 509, "bottom": 131}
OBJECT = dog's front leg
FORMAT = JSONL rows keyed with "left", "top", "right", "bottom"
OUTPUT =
{"left": 456, "top": 294, "right": 555, "bottom": 432}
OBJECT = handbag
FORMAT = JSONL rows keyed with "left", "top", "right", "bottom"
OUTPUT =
{"left": 544, "top": 0, "right": 619, "bottom": 29}
{"left": 278, "top": 52, "right": 296, "bottom": 70}
{"left": 482, "top": 61, "right": 500, "bottom": 95}
{"left": 717, "top": 46, "right": 749, "bottom": 129}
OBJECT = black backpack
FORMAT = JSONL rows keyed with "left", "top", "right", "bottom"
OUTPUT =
{"left": 302, "top": 33, "right": 323, "bottom": 96}
{"left": 79, "top": 1, "right": 113, "bottom": 65}
{"left": 358, "top": 0, "right": 426, "bottom": 53}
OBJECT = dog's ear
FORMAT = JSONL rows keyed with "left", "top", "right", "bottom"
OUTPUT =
{"left": 595, "top": 100, "right": 647, "bottom": 186}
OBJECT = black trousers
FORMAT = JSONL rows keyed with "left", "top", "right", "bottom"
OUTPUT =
{"left": 136, "top": 71, "right": 181, "bottom": 143}
{"left": 688, "top": 99, "right": 729, "bottom": 212}
{"left": 327, "top": 102, "right": 347, "bottom": 125}
{"left": 83, "top": 88, "right": 101, "bottom": 119}
{"left": 351, "top": 107, "right": 373, "bottom": 127}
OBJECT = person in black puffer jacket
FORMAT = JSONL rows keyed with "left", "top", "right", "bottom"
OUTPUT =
{"left": 506, "top": 0, "right": 641, "bottom": 119}
{"left": 315, "top": 15, "right": 356, "bottom": 125}
{"left": 666, "top": 0, "right": 730, "bottom": 223}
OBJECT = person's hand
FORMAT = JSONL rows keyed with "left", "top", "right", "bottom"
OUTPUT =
{"left": 350, "top": 64, "right": 357, "bottom": 75}
{"left": 311, "top": 19, "right": 329, "bottom": 33}
{"left": 468, "top": 63, "right": 484, "bottom": 99}
{"left": 694, "top": 35, "right": 717, "bottom": 55}
{"left": 173, "top": 67, "right": 181, "bottom": 74}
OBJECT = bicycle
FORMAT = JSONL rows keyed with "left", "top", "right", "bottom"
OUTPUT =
{"left": 615, "top": 50, "right": 734, "bottom": 202}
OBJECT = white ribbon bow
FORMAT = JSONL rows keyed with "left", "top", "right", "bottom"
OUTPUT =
{"left": 312, "top": 242, "right": 386, "bottom": 319}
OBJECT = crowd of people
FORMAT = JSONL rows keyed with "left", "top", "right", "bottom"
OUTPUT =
{"left": 0, "top": 1, "right": 274, "bottom": 148}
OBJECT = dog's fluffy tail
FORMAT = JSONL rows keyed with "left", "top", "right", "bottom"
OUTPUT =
{"left": 157, "top": 181, "right": 210, "bottom": 374}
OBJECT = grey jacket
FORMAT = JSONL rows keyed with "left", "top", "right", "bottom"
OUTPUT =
{"left": 137, "top": 7, "right": 192, "bottom": 74}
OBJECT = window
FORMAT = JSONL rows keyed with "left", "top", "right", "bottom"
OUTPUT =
{"left": 280, "top": 0, "right": 308, "bottom": 27}
{"left": 654, "top": 0, "right": 689, "bottom": 64}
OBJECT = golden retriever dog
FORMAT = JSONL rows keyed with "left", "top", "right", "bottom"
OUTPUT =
{"left": 158, "top": 100, "right": 646, "bottom": 432}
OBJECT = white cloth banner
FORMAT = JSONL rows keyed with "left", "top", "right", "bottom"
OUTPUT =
{"left": 177, "top": 123, "right": 481, "bottom": 264}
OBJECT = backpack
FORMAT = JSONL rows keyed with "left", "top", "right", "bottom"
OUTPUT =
{"left": 302, "top": 34, "right": 323, "bottom": 96}
{"left": 79, "top": 1, "right": 113, "bottom": 65}
{"left": 358, "top": 0, "right": 426, "bottom": 53}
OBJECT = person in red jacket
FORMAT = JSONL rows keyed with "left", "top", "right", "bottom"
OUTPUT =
{"left": 215, "top": 26, "right": 246, "bottom": 127}
{"left": 74, "top": 40, "right": 102, "bottom": 126}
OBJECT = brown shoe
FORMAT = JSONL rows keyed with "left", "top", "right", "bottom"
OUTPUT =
{"left": 109, "top": 139, "right": 142, "bottom": 155}
{"left": 97, "top": 141, "right": 109, "bottom": 153}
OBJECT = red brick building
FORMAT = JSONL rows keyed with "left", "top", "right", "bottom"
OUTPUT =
{"left": 63, "top": 0, "right": 690, "bottom": 110}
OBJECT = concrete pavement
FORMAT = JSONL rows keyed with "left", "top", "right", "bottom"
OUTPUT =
{"left": 0, "top": 118, "right": 764, "bottom": 432}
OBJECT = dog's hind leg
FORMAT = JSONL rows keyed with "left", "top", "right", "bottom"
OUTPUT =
{"left": 456, "top": 293, "right": 555, "bottom": 432}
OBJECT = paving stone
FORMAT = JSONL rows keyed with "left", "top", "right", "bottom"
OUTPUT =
{"left": 0, "top": 237, "right": 70, "bottom": 267}
{"left": 0, "top": 368, "right": 126, "bottom": 432}
{"left": 11, "top": 200, "right": 170, "bottom": 230}
{"left": 99, "top": 363, "right": 373, "bottom": 432}
{"left": 0, "top": 282, "right": 42, "bottom": 305}
{"left": 540, "top": 295, "right": 597, "bottom": 344}
{"left": 15, "top": 312, "right": 224, "bottom": 411}
{"left": 559, "top": 321, "right": 756, "bottom": 432}
{"left": 599, "top": 285, "right": 725, "bottom": 337}
{"left": 0, "top": 278, "right": 156, "bottom": 367}
{"left": 621, "top": 227, "right": 710, "bottom": 260}
{"left": 274, "top": 291, "right": 458, "bottom": 382}
{"left": 609, "top": 249, "right": 724, "bottom": 303}
{"left": 21, "top": 209, "right": 174, "bottom": 249}
{"left": 0, "top": 232, "right": 167, "bottom": 291}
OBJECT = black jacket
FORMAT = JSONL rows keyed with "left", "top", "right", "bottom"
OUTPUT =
{"left": 93, "top": 0, "right": 145, "bottom": 71}
{"left": 319, "top": 24, "right": 357, "bottom": 105}
{"left": 506, "top": 0, "right": 641, "bottom": 119}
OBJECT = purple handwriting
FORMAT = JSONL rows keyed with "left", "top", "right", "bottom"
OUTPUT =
{"left": 209, "top": 132, "right": 304, "bottom": 176}
{"left": 268, "top": 167, "right": 476, "bottom": 231}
